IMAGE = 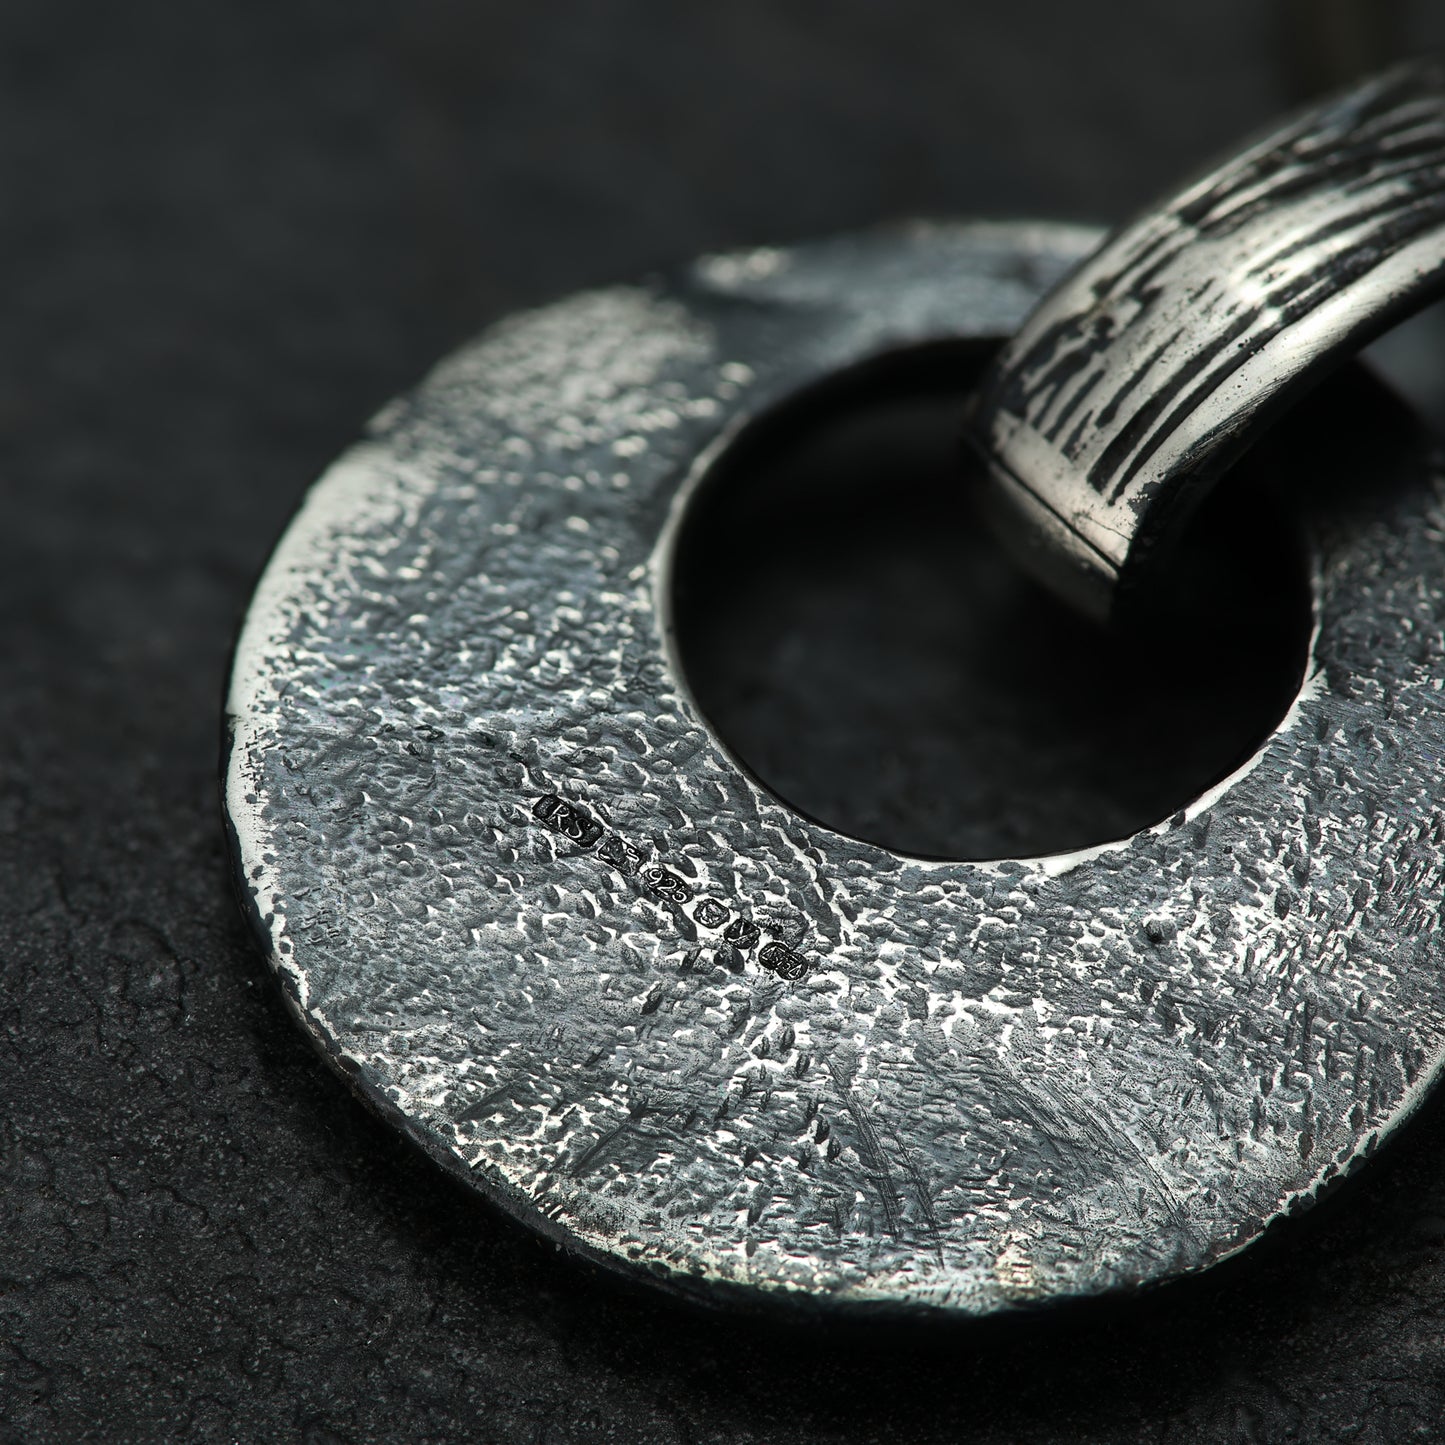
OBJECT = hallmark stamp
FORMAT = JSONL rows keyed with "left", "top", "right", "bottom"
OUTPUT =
{"left": 723, "top": 916, "right": 760, "bottom": 950}
{"left": 596, "top": 831, "right": 647, "bottom": 876}
{"left": 760, "top": 941, "right": 809, "bottom": 981}
{"left": 527, "top": 793, "right": 813, "bottom": 982}
{"left": 693, "top": 897, "right": 730, "bottom": 928}
{"left": 640, "top": 864, "right": 694, "bottom": 905}
{"left": 532, "top": 794, "right": 603, "bottom": 848}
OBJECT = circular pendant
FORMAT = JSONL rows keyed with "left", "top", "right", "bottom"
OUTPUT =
{"left": 226, "top": 220, "right": 1445, "bottom": 1315}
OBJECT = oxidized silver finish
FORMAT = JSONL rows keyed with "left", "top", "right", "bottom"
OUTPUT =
{"left": 971, "top": 56, "right": 1445, "bottom": 619}
{"left": 227, "top": 221, "right": 1445, "bottom": 1315}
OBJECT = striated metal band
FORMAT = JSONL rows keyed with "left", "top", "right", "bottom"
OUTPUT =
{"left": 968, "top": 55, "right": 1445, "bottom": 620}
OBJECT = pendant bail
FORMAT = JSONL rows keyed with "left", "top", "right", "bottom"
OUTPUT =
{"left": 968, "top": 56, "right": 1445, "bottom": 621}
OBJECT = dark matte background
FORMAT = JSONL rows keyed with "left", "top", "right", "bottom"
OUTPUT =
{"left": 7, "top": 3, "right": 1445, "bottom": 1441}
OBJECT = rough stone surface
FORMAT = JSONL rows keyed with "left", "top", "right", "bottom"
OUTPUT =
{"left": 11, "top": 1, "right": 1445, "bottom": 1440}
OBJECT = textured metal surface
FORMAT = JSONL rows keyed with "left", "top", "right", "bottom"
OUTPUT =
{"left": 227, "top": 221, "right": 1445, "bottom": 1316}
{"left": 970, "top": 56, "right": 1445, "bottom": 619}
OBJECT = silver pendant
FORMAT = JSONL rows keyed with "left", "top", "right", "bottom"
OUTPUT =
{"left": 226, "top": 61, "right": 1445, "bottom": 1316}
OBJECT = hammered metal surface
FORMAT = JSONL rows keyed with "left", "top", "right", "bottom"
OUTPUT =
{"left": 226, "top": 222, "right": 1445, "bottom": 1315}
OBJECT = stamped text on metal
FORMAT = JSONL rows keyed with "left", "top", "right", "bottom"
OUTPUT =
{"left": 530, "top": 794, "right": 812, "bottom": 981}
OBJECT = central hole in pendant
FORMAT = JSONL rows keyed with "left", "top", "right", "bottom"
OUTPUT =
{"left": 668, "top": 341, "right": 1312, "bottom": 860}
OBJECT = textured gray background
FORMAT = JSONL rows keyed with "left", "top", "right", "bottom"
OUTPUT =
{"left": 9, "top": 1, "right": 1445, "bottom": 1441}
